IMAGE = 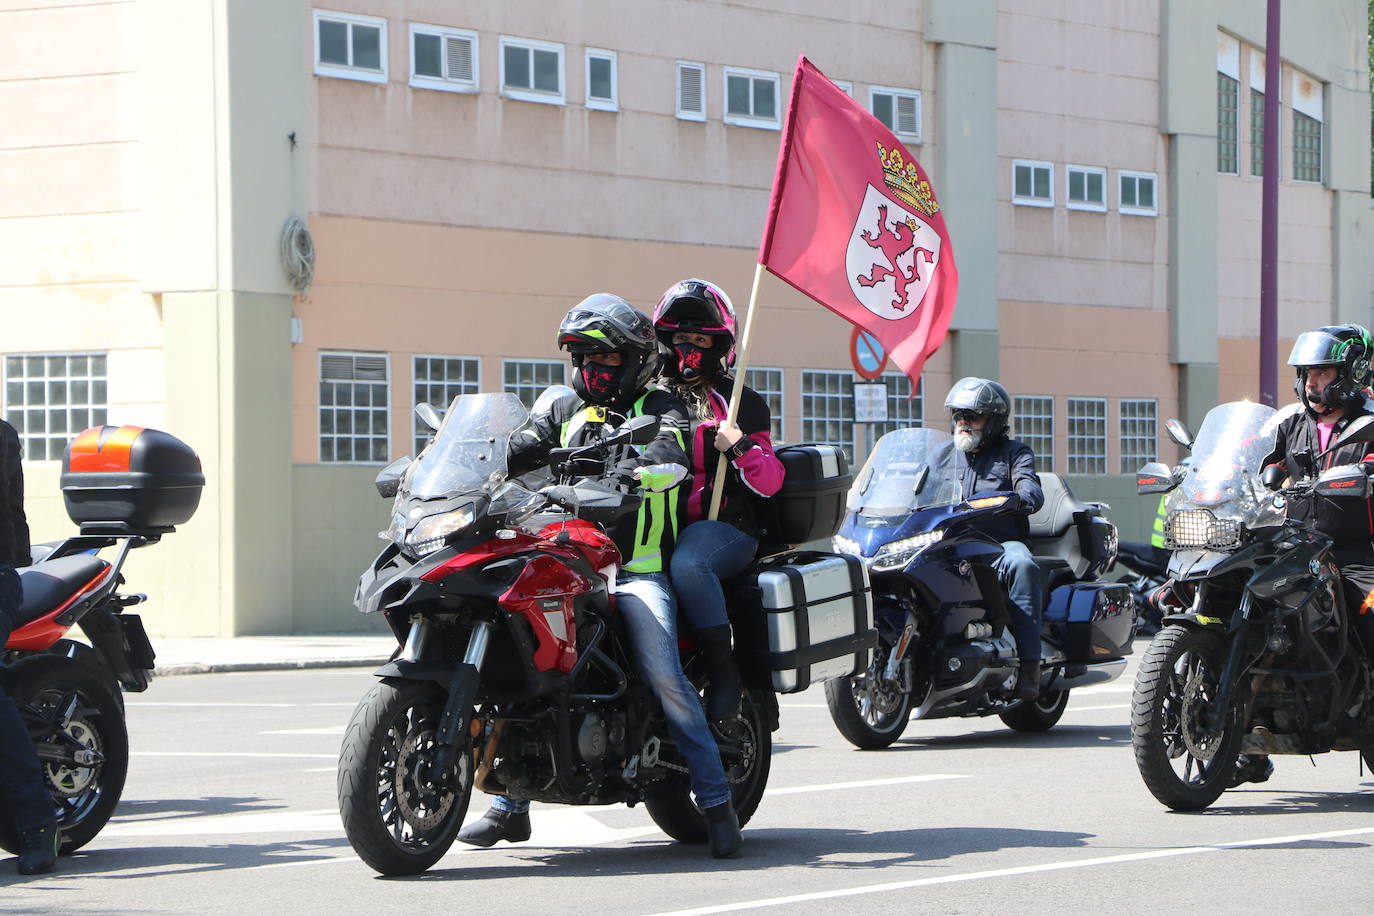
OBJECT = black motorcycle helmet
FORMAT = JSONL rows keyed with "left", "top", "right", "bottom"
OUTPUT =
{"left": 943, "top": 377, "right": 1012, "bottom": 441}
{"left": 558, "top": 294, "right": 659, "bottom": 407}
{"left": 652, "top": 279, "right": 737, "bottom": 382}
{"left": 1288, "top": 324, "right": 1372, "bottom": 413}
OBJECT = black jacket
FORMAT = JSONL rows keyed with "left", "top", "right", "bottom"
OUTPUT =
{"left": 1266, "top": 404, "right": 1374, "bottom": 548}
{"left": 950, "top": 435, "right": 1044, "bottom": 543}
{"left": 0, "top": 420, "right": 31, "bottom": 568}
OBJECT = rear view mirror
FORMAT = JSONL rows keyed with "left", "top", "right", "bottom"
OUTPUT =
{"left": 1165, "top": 419, "right": 1194, "bottom": 450}
{"left": 1136, "top": 462, "right": 1177, "bottom": 495}
{"left": 375, "top": 456, "right": 412, "bottom": 499}
{"left": 1314, "top": 464, "right": 1371, "bottom": 499}
{"left": 415, "top": 403, "right": 442, "bottom": 433}
{"left": 1261, "top": 464, "right": 1285, "bottom": 491}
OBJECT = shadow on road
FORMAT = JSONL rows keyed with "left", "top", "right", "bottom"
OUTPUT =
{"left": 889, "top": 723, "right": 1132, "bottom": 751}
{"left": 1178, "top": 787, "right": 1374, "bottom": 818}
{"left": 112, "top": 796, "right": 286, "bottom": 822}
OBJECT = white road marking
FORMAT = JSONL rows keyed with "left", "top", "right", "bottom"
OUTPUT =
{"left": 1067, "top": 704, "right": 1130, "bottom": 712}
{"left": 132, "top": 752, "right": 336, "bottom": 760}
{"left": 779, "top": 703, "right": 829, "bottom": 708}
{"left": 260, "top": 726, "right": 346, "bottom": 736}
{"left": 126, "top": 702, "right": 357, "bottom": 708}
{"left": 771, "top": 775, "right": 967, "bottom": 796}
{"left": 303, "top": 767, "right": 336, "bottom": 773}
{"left": 645, "top": 825, "right": 1374, "bottom": 916}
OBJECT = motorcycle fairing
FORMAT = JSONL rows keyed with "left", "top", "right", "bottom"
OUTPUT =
{"left": 500, "top": 554, "right": 596, "bottom": 673}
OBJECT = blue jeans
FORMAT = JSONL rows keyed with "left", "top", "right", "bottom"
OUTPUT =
{"left": 993, "top": 541, "right": 1044, "bottom": 662}
{"left": 493, "top": 571, "right": 731, "bottom": 814}
{"left": 670, "top": 521, "right": 758, "bottom": 631}
{"left": 0, "top": 567, "right": 58, "bottom": 834}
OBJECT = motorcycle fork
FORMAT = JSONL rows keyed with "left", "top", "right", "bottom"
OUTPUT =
{"left": 433, "top": 618, "right": 494, "bottom": 779}
{"left": 1211, "top": 593, "right": 1255, "bottom": 728}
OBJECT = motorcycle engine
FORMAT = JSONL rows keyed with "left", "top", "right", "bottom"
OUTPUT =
{"left": 576, "top": 710, "right": 626, "bottom": 764}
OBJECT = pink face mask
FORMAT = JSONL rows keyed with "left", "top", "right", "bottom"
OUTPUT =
{"left": 580, "top": 363, "right": 624, "bottom": 400}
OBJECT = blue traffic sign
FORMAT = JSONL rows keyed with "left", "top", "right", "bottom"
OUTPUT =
{"left": 850, "top": 328, "right": 888, "bottom": 380}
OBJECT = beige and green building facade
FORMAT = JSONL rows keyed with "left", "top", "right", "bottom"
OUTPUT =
{"left": 2, "top": 0, "right": 1368, "bottom": 635}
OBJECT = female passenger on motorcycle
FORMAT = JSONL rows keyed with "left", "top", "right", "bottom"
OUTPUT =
{"left": 652, "top": 279, "right": 785, "bottom": 724}
{"left": 457, "top": 294, "right": 743, "bottom": 858}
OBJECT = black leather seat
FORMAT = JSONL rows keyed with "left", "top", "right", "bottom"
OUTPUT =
{"left": 14, "top": 554, "right": 110, "bottom": 627}
{"left": 1027, "top": 473, "right": 1091, "bottom": 540}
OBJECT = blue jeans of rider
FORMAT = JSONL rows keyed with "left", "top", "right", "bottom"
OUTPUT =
{"left": 993, "top": 541, "right": 1044, "bottom": 662}
{"left": 492, "top": 571, "right": 732, "bottom": 816}
{"left": 670, "top": 521, "right": 758, "bottom": 630}
{"left": 0, "top": 567, "right": 58, "bottom": 834}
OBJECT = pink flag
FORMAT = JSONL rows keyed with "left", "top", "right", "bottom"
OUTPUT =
{"left": 760, "top": 56, "right": 958, "bottom": 388}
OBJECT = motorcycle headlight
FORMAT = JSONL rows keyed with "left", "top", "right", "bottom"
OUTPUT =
{"left": 405, "top": 504, "right": 476, "bottom": 556}
{"left": 870, "top": 530, "right": 944, "bottom": 571}
{"left": 832, "top": 535, "right": 862, "bottom": 556}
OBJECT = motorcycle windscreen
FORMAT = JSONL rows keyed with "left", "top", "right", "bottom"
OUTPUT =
{"left": 405, "top": 392, "right": 529, "bottom": 500}
{"left": 848, "top": 427, "right": 962, "bottom": 518}
{"left": 1164, "top": 401, "right": 1286, "bottom": 537}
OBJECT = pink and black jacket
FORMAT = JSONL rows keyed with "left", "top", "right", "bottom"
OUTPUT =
{"left": 683, "top": 377, "right": 785, "bottom": 536}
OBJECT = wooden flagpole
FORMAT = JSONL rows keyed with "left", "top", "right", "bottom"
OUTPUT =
{"left": 707, "top": 262, "right": 766, "bottom": 521}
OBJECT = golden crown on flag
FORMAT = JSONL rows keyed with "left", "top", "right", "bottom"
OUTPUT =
{"left": 876, "top": 142, "right": 940, "bottom": 217}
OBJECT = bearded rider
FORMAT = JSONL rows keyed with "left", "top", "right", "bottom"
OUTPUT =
{"left": 1233, "top": 324, "right": 1374, "bottom": 787}
{"left": 943, "top": 378, "right": 1046, "bottom": 700}
{"left": 456, "top": 294, "right": 743, "bottom": 858}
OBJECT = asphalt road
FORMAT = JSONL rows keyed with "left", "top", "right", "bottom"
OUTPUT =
{"left": 3, "top": 650, "right": 1373, "bottom": 914}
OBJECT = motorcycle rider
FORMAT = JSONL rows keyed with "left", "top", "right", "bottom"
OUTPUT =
{"left": 652, "top": 279, "right": 785, "bottom": 725}
{"left": 943, "top": 378, "right": 1046, "bottom": 700}
{"left": 457, "top": 294, "right": 743, "bottom": 858}
{"left": 1234, "top": 323, "right": 1374, "bottom": 786}
{"left": 0, "top": 418, "right": 61, "bottom": 875}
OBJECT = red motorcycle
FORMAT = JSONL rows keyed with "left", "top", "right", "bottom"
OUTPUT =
{"left": 337, "top": 393, "right": 778, "bottom": 876}
{"left": 0, "top": 425, "right": 202, "bottom": 856}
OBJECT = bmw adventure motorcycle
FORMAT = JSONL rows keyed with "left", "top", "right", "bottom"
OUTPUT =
{"left": 338, "top": 393, "right": 773, "bottom": 876}
{"left": 827, "top": 426, "right": 1135, "bottom": 748}
{"left": 1131, "top": 401, "right": 1374, "bottom": 810}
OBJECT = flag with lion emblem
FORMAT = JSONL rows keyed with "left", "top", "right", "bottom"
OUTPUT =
{"left": 759, "top": 56, "right": 958, "bottom": 388}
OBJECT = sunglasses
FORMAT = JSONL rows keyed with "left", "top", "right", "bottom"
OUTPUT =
{"left": 952, "top": 410, "right": 986, "bottom": 423}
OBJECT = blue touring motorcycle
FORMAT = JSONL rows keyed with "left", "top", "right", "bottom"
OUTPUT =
{"left": 827, "top": 427, "right": 1136, "bottom": 748}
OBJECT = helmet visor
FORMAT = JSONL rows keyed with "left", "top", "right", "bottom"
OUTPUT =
{"left": 1288, "top": 331, "right": 1348, "bottom": 368}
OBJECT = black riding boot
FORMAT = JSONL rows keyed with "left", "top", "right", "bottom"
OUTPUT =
{"left": 456, "top": 805, "right": 532, "bottom": 848}
{"left": 16, "top": 820, "right": 60, "bottom": 876}
{"left": 697, "top": 625, "right": 742, "bottom": 723}
{"left": 1014, "top": 659, "right": 1041, "bottom": 701}
{"left": 703, "top": 800, "right": 742, "bottom": 858}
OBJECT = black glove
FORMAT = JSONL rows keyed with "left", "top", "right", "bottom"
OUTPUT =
{"left": 608, "top": 458, "right": 642, "bottom": 490}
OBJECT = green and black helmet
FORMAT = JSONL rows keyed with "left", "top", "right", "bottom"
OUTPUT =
{"left": 1288, "top": 323, "right": 1373, "bottom": 412}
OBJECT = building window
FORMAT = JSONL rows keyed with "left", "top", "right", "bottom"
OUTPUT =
{"left": 830, "top": 79, "right": 854, "bottom": 97}
{"left": 499, "top": 36, "right": 564, "bottom": 104}
{"left": 870, "top": 86, "right": 921, "bottom": 142}
{"left": 585, "top": 48, "right": 618, "bottom": 111}
{"left": 1014, "top": 395, "right": 1054, "bottom": 474}
{"left": 1012, "top": 159, "right": 1053, "bottom": 207}
{"left": 314, "top": 10, "right": 387, "bottom": 83}
{"left": 320, "top": 353, "right": 390, "bottom": 464}
{"left": 1293, "top": 112, "right": 1322, "bottom": 183}
{"left": 1217, "top": 72, "right": 1239, "bottom": 173}
{"left": 3, "top": 353, "right": 108, "bottom": 462}
{"left": 409, "top": 24, "right": 477, "bottom": 93}
{"left": 413, "top": 356, "right": 480, "bottom": 453}
{"left": 1067, "top": 398, "right": 1107, "bottom": 475}
{"left": 676, "top": 61, "right": 705, "bottom": 121}
{"left": 870, "top": 373, "right": 923, "bottom": 440}
{"left": 1119, "top": 398, "right": 1158, "bottom": 473}
{"left": 1250, "top": 89, "right": 1268, "bottom": 176}
{"left": 744, "top": 367, "right": 785, "bottom": 442}
{"left": 723, "top": 67, "right": 780, "bottom": 129}
{"left": 1066, "top": 165, "right": 1106, "bottom": 211}
{"left": 503, "top": 359, "right": 566, "bottom": 410}
{"left": 1119, "top": 170, "right": 1157, "bottom": 216}
{"left": 801, "top": 370, "right": 854, "bottom": 462}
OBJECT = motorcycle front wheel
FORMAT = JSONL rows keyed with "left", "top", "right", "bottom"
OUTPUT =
{"left": 338, "top": 679, "right": 474, "bottom": 876}
{"left": 824, "top": 667, "right": 914, "bottom": 750}
{"left": 644, "top": 684, "right": 773, "bottom": 843}
{"left": 1131, "top": 624, "right": 1242, "bottom": 811}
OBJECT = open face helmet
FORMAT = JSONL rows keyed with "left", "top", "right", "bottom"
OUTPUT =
{"left": 557, "top": 294, "right": 659, "bottom": 407}
{"left": 652, "top": 279, "right": 737, "bottom": 382}
{"left": 1288, "top": 324, "right": 1372, "bottom": 413}
{"left": 944, "top": 377, "right": 1012, "bottom": 441}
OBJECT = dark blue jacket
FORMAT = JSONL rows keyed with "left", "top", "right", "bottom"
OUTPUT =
{"left": 0, "top": 420, "right": 30, "bottom": 569}
{"left": 951, "top": 435, "right": 1044, "bottom": 543}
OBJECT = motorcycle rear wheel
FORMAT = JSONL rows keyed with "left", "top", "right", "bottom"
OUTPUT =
{"left": 824, "top": 669, "right": 914, "bottom": 750}
{"left": 1131, "top": 624, "right": 1242, "bottom": 811}
{"left": 0, "top": 655, "right": 128, "bottom": 856}
{"left": 998, "top": 687, "right": 1069, "bottom": 732}
{"left": 644, "top": 685, "right": 773, "bottom": 843}
{"left": 338, "top": 679, "right": 474, "bottom": 876}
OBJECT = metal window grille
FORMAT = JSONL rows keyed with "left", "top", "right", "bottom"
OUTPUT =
{"left": 503, "top": 359, "right": 566, "bottom": 410}
{"left": 870, "top": 373, "right": 923, "bottom": 439}
{"left": 3, "top": 353, "right": 108, "bottom": 462}
{"left": 744, "top": 367, "right": 785, "bottom": 442}
{"left": 1293, "top": 111, "right": 1322, "bottom": 182}
{"left": 1217, "top": 73, "right": 1239, "bottom": 173}
{"left": 1250, "top": 90, "right": 1267, "bottom": 176}
{"left": 320, "top": 353, "right": 390, "bottom": 464}
{"left": 1119, "top": 398, "right": 1158, "bottom": 474}
{"left": 1013, "top": 395, "right": 1054, "bottom": 473}
{"left": 1066, "top": 397, "right": 1107, "bottom": 474}
{"left": 801, "top": 370, "right": 854, "bottom": 463}
{"left": 413, "top": 356, "right": 480, "bottom": 453}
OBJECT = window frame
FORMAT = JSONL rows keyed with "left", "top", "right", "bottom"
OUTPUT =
{"left": 830, "top": 78, "right": 854, "bottom": 97}
{"left": 869, "top": 85, "right": 922, "bottom": 143}
{"left": 1065, "top": 164, "right": 1107, "bottom": 212}
{"left": 408, "top": 23, "right": 479, "bottom": 94}
{"left": 584, "top": 47, "right": 618, "bottom": 112}
{"left": 502, "top": 358, "right": 567, "bottom": 410}
{"left": 1118, "top": 397, "right": 1158, "bottom": 474}
{"left": 411, "top": 354, "right": 481, "bottom": 454}
{"left": 1292, "top": 109, "right": 1323, "bottom": 184}
{"left": 318, "top": 351, "right": 392, "bottom": 466}
{"left": 2, "top": 351, "right": 109, "bottom": 463}
{"left": 1250, "top": 88, "right": 1269, "bottom": 177}
{"left": 870, "top": 372, "right": 923, "bottom": 440}
{"left": 313, "top": 9, "right": 388, "bottom": 84}
{"left": 722, "top": 66, "right": 781, "bottom": 130}
{"left": 498, "top": 35, "right": 566, "bottom": 105}
{"left": 1013, "top": 395, "right": 1055, "bottom": 474}
{"left": 800, "top": 369, "right": 855, "bottom": 463}
{"left": 744, "top": 366, "right": 786, "bottom": 443}
{"left": 1011, "top": 158, "right": 1054, "bottom": 208}
{"left": 1066, "top": 397, "right": 1108, "bottom": 475}
{"left": 675, "top": 60, "right": 706, "bottom": 122}
{"left": 1216, "top": 71, "right": 1240, "bottom": 174}
{"left": 1118, "top": 169, "right": 1158, "bottom": 217}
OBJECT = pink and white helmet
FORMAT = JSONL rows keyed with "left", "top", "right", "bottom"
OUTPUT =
{"left": 652, "top": 279, "right": 737, "bottom": 379}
